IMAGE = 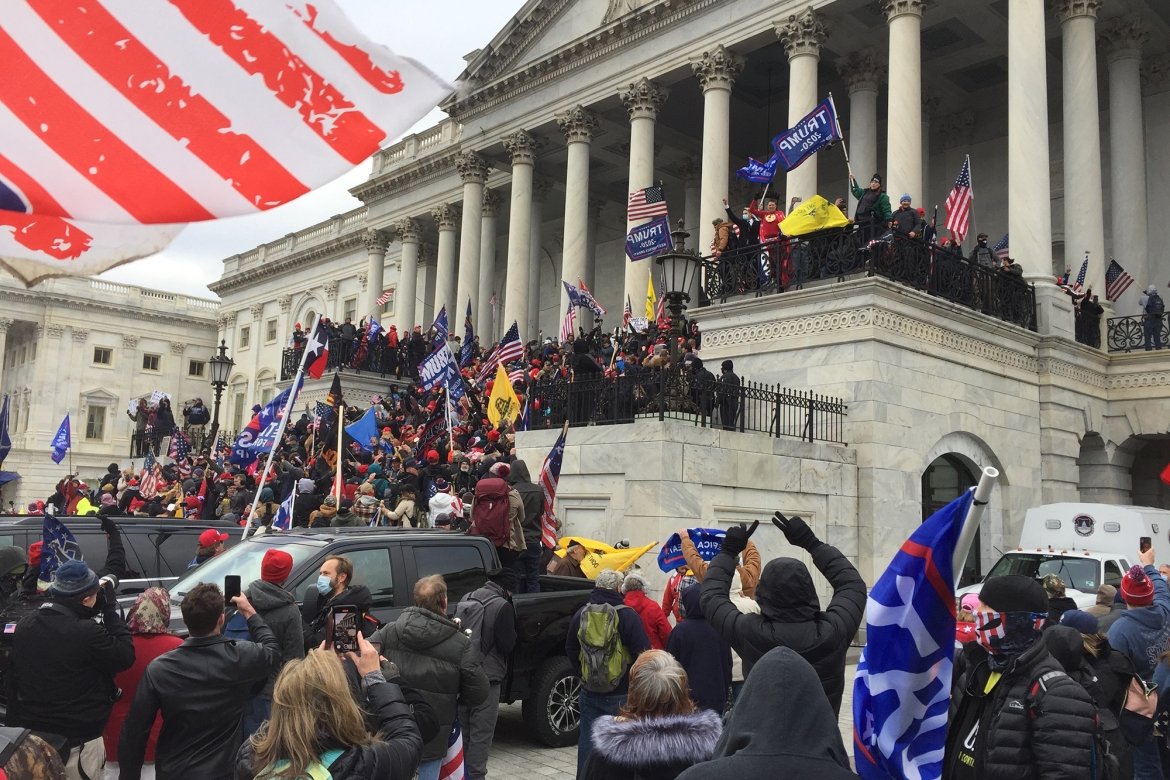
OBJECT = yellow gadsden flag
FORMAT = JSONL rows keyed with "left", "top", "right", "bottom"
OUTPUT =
{"left": 487, "top": 362, "right": 521, "bottom": 428}
{"left": 553, "top": 536, "right": 658, "bottom": 580}
{"left": 645, "top": 273, "right": 657, "bottom": 318}
{"left": 779, "top": 194, "right": 850, "bottom": 237}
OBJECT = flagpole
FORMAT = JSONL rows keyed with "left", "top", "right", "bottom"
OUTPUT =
{"left": 244, "top": 314, "right": 317, "bottom": 536}
{"left": 66, "top": 410, "right": 72, "bottom": 476}
{"left": 965, "top": 154, "right": 975, "bottom": 243}
{"left": 952, "top": 466, "right": 999, "bottom": 589}
{"left": 827, "top": 92, "right": 853, "bottom": 181}
{"left": 334, "top": 403, "right": 344, "bottom": 506}
{"left": 444, "top": 380, "right": 455, "bottom": 454}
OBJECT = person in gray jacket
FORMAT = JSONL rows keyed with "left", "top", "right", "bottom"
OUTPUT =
{"left": 241, "top": 549, "right": 305, "bottom": 737}
{"left": 330, "top": 498, "right": 364, "bottom": 527}
{"left": 371, "top": 574, "right": 490, "bottom": 780}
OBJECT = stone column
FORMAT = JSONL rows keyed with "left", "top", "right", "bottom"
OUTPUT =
{"left": 882, "top": 0, "right": 926, "bottom": 204}
{"left": 363, "top": 228, "right": 389, "bottom": 321}
{"left": 692, "top": 45, "right": 744, "bottom": 259}
{"left": 0, "top": 318, "right": 11, "bottom": 374}
{"left": 504, "top": 130, "right": 538, "bottom": 340}
{"left": 620, "top": 78, "right": 668, "bottom": 314}
{"left": 584, "top": 196, "right": 606, "bottom": 327}
{"left": 395, "top": 218, "right": 421, "bottom": 331}
{"left": 556, "top": 105, "right": 599, "bottom": 314}
{"left": 777, "top": 8, "right": 829, "bottom": 204}
{"left": 477, "top": 188, "right": 500, "bottom": 340}
{"left": 1100, "top": 17, "right": 1148, "bottom": 305}
{"left": 528, "top": 177, "right": 551, "bottom": 341}
{"left": 921, "top": 92, "right": 940, "bottom": 207}
{"left": 840, "top": 52, "right": 882, "bottom": 213}
{"left": 418, "top": 244, "right": 435, "bottom": 326}
{"left": 455, "top": 151, "right": 487, "bottom": 325}
{"left": 431, "top": 204, "right": 459, "bottom": 324}
{"left": 1056, "top": 0, "right": 1106, "bottom": 296}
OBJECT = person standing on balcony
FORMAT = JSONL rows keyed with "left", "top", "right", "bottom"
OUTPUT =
{"left": 890, "top": 194, "right": 924, "bottom": 239}
{"left": 849, "top": 173, "right": 892, "bottom": 245}
{"left": 1139, "top": 285, "right": 1164, "bottom": 351}
{"left": 717, "top": 360, "right": 740, "bottom": 432}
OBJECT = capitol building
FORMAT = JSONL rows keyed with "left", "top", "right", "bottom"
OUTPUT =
{"left": 2, "top": 0, "right": 1169, "bottom": 590}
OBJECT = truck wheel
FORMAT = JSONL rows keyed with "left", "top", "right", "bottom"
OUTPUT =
{"left": 522, "top": 656, "right": 580, "bottom": 747}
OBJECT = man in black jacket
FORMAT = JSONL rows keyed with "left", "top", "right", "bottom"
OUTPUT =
{"left": 7, "top": 559, "right": 134, "bottom": 778}
{"left": 700, "top": 514, "right": 866, "bottom": 715}
{"left": 716, "top": 360, "right": 740, "bottom": 431}
{"left": 300, "top": 555, "right": 375, "bottom": 650}
{"left": 508, "top": 460, "right": 544, "bottom": 594}
{"left": 118, "top": 584, "right": 279, "bottom": 780}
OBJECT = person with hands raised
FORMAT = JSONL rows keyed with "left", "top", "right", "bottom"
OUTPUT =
{"left": 698, "top": 512, "right": 866, "bottom": 715}
{"left": 678, "top": 522, "right": 761, "bottom": 598}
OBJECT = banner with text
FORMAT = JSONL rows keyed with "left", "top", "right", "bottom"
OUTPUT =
{"left": 770, "top": 98, "right": 842, "bottom": 173}
{"left": 625, "top": 215, "right": 672, "bottom": 261}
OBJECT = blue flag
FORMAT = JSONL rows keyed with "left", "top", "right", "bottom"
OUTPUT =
{"left": 736, "top": 153, "right": 779, "bottom": 184}
{"left": 344, "top": 407, "right": 380, "bottom": 452}
{"left": 367, "top": 318, "right": 383, "bottom": 342}
{"left": 272, "top": 490, "right": 295, "bottom": 532}
{"left": 625, "top": 215, "right": 672, "bottom": 261}
{"left": 39, "top": 513, "right": 83, "bottom": 584}
{"left": 562, "top": 280, "right": 584, "bottom": 308}
{"left": 657, "top": 527, "right": 727, "bottom": 572}
{"left": 49, "top": 414, "right": 70, "bottom": 464}
{"left": 0, "top": 395, "right": 11, "bottom": 467}
{"left": 853, "top": 490, "right": 975, "bottom": 780}
{"left": 460, "top": 299, "right": 475, "bottom": 368}
{"left": 770, "top": 97, "right": 842, "bottom": 172}
{"left": 231, "top": 377, "right": 303, "bottom": 466}
{"left": 431, "top": 306, "right": 449, "bottom": 349}
{"left": 418, "top": 344, "right": 465, "bottom": 403}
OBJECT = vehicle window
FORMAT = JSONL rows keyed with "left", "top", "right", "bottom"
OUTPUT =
{"left": 1104, "top": 560, "right": 1123, "bottom": 588}
{"left": 172, "top": 541, "right": 320, "bottom": 598}
{"left": 412, "top": 544, "right": 486, "bottom": 604}
{"left": 148, "top": 529, "right": 205, "bottom": 577}
{"left": 292, "top": 548, "right": 394, "bottom": 606}
{"left": 985, "top": 554, "right": 1101, "bottom": 592}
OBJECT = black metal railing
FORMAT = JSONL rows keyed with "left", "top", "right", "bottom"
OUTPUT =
{"left": 699, "top": 226, "right": 1037, "bottom": 332}
{"left": 523, "top": 370, "right": 847, "bottom": 444}
{"left": 1106, "top": 315, "right": 1170, "bottom": 353}
{"left": 281, "top": 337, "right": 411, "bottom": 381}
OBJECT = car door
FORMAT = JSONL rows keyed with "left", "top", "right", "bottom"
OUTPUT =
{"left": 290, "top": 544, "right": 402, "bottom": 628}
{"left": 406, "top": 541, "right": 490, "bottom": 607}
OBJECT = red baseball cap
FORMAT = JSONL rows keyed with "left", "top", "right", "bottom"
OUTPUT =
{"left": 198, "top": 529, "right": 229, "bottom": 548}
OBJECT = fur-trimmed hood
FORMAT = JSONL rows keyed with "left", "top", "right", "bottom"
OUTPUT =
{"left": 590, "top": 710, "right": 722, "bottom": 767}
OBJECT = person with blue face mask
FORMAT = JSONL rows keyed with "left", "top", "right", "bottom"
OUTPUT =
{"left": 299, "top": 555, "right": 374, "bottom": 652}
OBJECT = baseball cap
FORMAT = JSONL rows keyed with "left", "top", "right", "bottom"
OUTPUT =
{"left": 199, "top": 529, "right": 229, "bottom": 548}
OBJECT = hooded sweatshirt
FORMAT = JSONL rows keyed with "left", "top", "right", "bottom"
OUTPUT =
{"left": 1107, "top": 564, "right": 1170, "bottom": 677}
{"left": 1084, "top": 583, "right": 1117, "bottom": 619}
{"left": 667, "top": 586, "right": 732, "bottom": 713}
{"left": 245, "top": 579, "right": 305, "bottom": 695}
{"left": 508, "top": 460, "right": 544, "bottom": 546}
{"left": 675, "top": 647, "right": 859, "bottom": 780}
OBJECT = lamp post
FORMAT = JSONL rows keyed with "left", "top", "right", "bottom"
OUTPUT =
{"left": 653, "top": 222, "right": 702, "bottom": 412}
{"left": 206, "top": 340, "right": 234, "bottom": 456}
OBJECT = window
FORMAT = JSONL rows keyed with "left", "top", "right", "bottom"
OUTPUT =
{"left": 231, "top": 392, "right": 246, "bottom": 431}
{"left": 30, "top": 341, "right": 36, "bottom": 362}
{"left": 239, "top": 325, "right": 250, "bottom": 349}
{"left": 1104, "top": 560, "right": 1123, "bottom": 588}
{"left": 261, "top": 387, "right": 274, "bottom": 406}
{"left": 18, "top": 347, "right": 26, "bottom": 365}
{"left": 412, "top": 544, "right": 487, "bottom": 604}
{"left": 188, "top": 360, "right": 205, "bottom": 377}
{"left": 293, "top": 547, "right": 395, "bottom": 605}
{"left": 85, "top": 406, "right": 106, "bottom": 440}
{"left": 343, "top": 298, "right": 357, "bottom": 323}
{"left": 142, "top": 353, "right": 160, "bottom": 371}
{"left": 265, "top": 318, "right": 278, "bottom": 343}
{"left": 93, "top": 347, "right": 112, "bottom": 365}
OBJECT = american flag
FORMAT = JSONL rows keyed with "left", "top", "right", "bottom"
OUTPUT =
{"left": 313, "top": 401, "right": 334, "bottom": 422}
{"left": 559, "top": 306, "right": 576, "bottom": 344}
{"left": 943, "top": 155, "right": 973, "bottom": 245}
{"left": 1105, "top": 259, "right": 1134, "bottom": 302}
{"left": 577, "top": 278, "right": 607, "bottom": 317}
{"left": 495, "top": 321, "right": 524, "bottom": 365}
{"left": 1070, "top": 254, "right": 1089, "bottom": 294}
{"left": 539, "top": 425, "right": 568, "bottom": 549}
{"left": 627, "top": 185, "right": 668, "bottom": 222}
{"left": 507, "top": 366, "right": 527, "bottom": 386}
{"left": 376, "top": 288, "right": 394, "bottom": 306}
{"left": 439, "top": 719, "right": 466, "bottom": 780}
{"left": 622, "top": 295, "right": 632, "bottom": 329}
{"left": 853, "top": 491, "right": 975, "bottom": 780}
{"left": 168, "top": 426, "right": 191, "bottom": 461}
{"left": 992, "top": 233, "right": 1009, "bottom": 260}
{"left": 0, "top": 2, "right": 449, "bottom": 286}
{"left": 654, "top": 294, "right": 667, "bottom": 329}
{"left": 142, "top": 450, "right": 156, "bottom": 473}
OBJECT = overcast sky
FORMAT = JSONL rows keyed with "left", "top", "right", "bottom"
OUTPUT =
{"left": 97, "top": 0, "right": 526, "bottom": 298}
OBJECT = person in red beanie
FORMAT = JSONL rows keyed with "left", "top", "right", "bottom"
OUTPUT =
{"left": 240, "top": 548, "right": 304, "bottom": 737}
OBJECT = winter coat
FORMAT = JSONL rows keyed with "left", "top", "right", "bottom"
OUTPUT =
{"left": 118, "top": 614, "right": 280, "bottom": 780}
{"left": 234, "top": 675, "right": 421, "bottom": 780}
{"left": 624, "top": 589, "right": 672, "bottom": 650}
{"left": 1107, "top": 564, "right": 1170, "bottom": 677}
{"left": 1046, "top": 594, "right": 1078, "bottom": 628}
{"left": 676, "top": 647, "right": 858, "bottom": 780}
{"left": 245, "top": 579, "right": 305, "bottom": 696}
{"left": 330, "top": 509, "right": 364, "bottom": 527}
{"left": 370, "top": 607, "right": 490, "bottom": 761}
{"left": 584, "top": 710, "right": 722, "bottom": 780}
{"left": 291, "top": 492, "right": 322, "bottom": 528}
{"left": 667, "top": 586, "right": 731, "bottom": 713}
{"left": 849, "top": 180, "right": 892, "bottom": 224}
{"left": 566, "top": 587, "right": 651, "bottom": 695}
{"left": 890, "top": 205, "right": 924, "bottom": 236}
{"left": 508, "top": 460, "right": 544, "bottom": 546}
{"left": 680, "top": 537, "right": 760, "bottom": 598}
{"left": 104, "top": 632, "right": 183, "bottom": 763}
{"left": 946, "top": 638, "right": 1095, "bottom": 780}
{"left": 381, "top": 497, "right": 417, "bottom": 527}
{"left": 700, "top": 543, "right": 866, "bottom": 715}
{"left": 1084, "top": 584, "right": 1117, "bottom": 619}
{"left": 301, "top": 585, "right": 374, "bottom": 651}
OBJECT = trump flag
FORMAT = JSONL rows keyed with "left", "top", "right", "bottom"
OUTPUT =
{"left": 853, "top": 490, "right": 974, "bottom": 780}
{"left": 0, "top": 1, "right": 450, "bottom": 285}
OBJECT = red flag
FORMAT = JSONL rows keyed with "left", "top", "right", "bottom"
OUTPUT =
{"left": 1161, "top": 462, "right": 1170, "bottom": 487}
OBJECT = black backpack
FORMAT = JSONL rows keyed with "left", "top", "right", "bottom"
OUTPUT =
{"left": 1146, "top": 292, "right": 1164, "bottom": 318}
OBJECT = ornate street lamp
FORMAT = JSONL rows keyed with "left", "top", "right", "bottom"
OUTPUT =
{"left": 653, "top": 222, "right": 702, "bottom": 412}
{"left": 206, "top": 340, "right": 234, "bottom": 455}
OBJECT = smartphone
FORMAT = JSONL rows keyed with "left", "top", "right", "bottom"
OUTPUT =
{"left": 224, "top": 575, "right": 241, "bottom": 604}
{"left": 326, "top": 605, "right": 360, "bottom": 654}
{"left": 1141, "top": 537, "right": 1152, "bottom": 554}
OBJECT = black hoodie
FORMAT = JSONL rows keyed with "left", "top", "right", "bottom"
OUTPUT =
{"left": 508, "top": 460, "right": 543, "bottom": 545}
{"left": 676, "top": 647, "right": 858, "bottom": 780}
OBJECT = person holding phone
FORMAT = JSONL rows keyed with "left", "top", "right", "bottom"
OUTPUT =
{"left": 239, "top": 550, "right": 305, "bottom": 739}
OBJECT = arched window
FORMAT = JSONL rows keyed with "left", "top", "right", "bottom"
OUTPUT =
{"left": 923, "top": 454, "right": 979, "bottom": 586}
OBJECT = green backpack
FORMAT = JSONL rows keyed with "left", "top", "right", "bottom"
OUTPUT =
{"left": 257, "top": 748, "right": 344, "bottom": 780}
{"left": 577, "top": 603, "right": 631, "bottom": 693}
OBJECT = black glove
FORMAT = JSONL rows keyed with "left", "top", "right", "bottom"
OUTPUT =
{"left": 721, "top": 520, "right": 759, "bottom": 557}
{"left": 772, "top": 512, "right": 819, "bottom": 550}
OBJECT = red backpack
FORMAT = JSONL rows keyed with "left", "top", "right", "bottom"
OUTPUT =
{"left": 471, "top": 477, "right": 510, "bottom": 547}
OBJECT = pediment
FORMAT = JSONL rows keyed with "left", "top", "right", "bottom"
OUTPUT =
{"left": 80, "top": 387, "right": 119, "bottom": 404}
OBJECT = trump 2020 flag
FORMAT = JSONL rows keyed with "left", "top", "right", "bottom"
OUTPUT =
{"left": 657, "top": 528, "right": 727, "bottom": 572}
{"left": 49, "top": 413, "right": 70, "bottom": 464}
{"left": 39, "top": 513, "right": 83, "bottom": 585}
{"left": 0, "top": 1, "right": 450, "bottom": 286}
{"left": 271, "top": 490, "right": 295, "bottom": 532}
{"left": 736, "top": 153, "right": 779, "bottom": 184}
{"left": 853, "top": 490, "right": 975, "bottom": 780}
{"left": 770, "top": 97, "right": 842, "bottom": 172}
{"left": 231, "top": 378, "right": 302, "bottom": 466}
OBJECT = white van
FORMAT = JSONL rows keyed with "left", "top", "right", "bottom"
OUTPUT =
{"left": 957, "top": 503, "right": 1170, "bottom": 609}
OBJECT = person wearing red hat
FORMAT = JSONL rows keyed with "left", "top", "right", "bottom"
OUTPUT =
{"left": 239, "top": 549, "right": 304, "bottom": 738}
{"left": 188, "top": 529, "right": 229, "bottom": 570}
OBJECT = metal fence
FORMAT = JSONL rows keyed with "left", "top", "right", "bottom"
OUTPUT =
{"left": 524, "top": 370, "right": 847, "bottom": 444}
{"left": 1106, "top": 315, "right": 1170, "bottom": 353}
{"left": 281, "top": 337, "right": 405, "bottom": 381}
{"left": 699, "top": 226, "right": 1037, "bottom": 332}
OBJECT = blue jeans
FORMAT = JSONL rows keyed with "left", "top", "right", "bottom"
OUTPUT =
{"left": 577, "top": 690, "right": 625, "bottom": 778}
{"left": 241, "top": 695, "right": 272, "bottom": 740}
{"left": 513, "top": 541, "right": 542, "bottom": 593}
{"left": 416, "top": 757, "right": 441, "bottom": 780}
{"left": 1144, "top": 316, "right": 1163, "bottom": 350}
{"left": 1133, "top": 737, "right": 1162, "bottom": 779}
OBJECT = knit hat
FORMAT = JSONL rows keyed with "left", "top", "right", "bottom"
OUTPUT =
{"left": 259, "top": 487, "right": 274, "bottom": 503}
{"left": 870, "top": 173, "right": 882, "bottom": 184}
{"left": 489, "top": 462, "right": 510, "bottom": 479}
{"left": 1060, "top": 609, "right": 1100, "bottom": 635}
{"left": 27, "top": 541, "right": 42, "bottom": 567}
{"left": 261, "top": 549, "right": 294, "bottom": 584}
{"left": 100, "top": 493, "right": 117, "bottom": 507}
{"left": 978, "top": 574, "right": 1047, "bottom": 613}
{"left": 899, "top": 193, "right": 912, "bottom": 203}
{"left": 297, "top": 478, "right": 315, "bottom": 494}
{"left": 50, "top": 559, "right": 99, "bottom": 597}
{"left": 1121, "top": 565, "right": 1155, "bottom": 606}
{"left": 0, "top": 546, "right": 27, "bottom": 577}
{"left": 323, "top": 494, "right": 338, "bottom": 506}
{"left": 1040, "top": 573, "right": 1066, "bottom": 597}
{"left": 426, "top": 450, "right": 440, "bottom": 464}
{"left": 339, "top": 498, "right": 354, "bottom": 512}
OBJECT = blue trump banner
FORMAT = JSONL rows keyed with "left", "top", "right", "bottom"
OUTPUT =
{"left": 231, "top": 378, "right": 302, "bottom": 466}
{"left": 39, "top": 513, "right": 83, "bottom": 585}
{"left": 657, "top": 527, "right": 727, "bottom": 572}
{"left": 418, "top": 344, "right": 465, "bottom": 402}
{"left": 771, "top": 98, "right": 842, "bottom": 172}
{"left": 49, "top": 414, "right": 71, "bottom": 465}
{"left": 736, "top": 153, "right": 779, "bottom": 184}
{"left": 625, "top": 215, "right": 671, "bottom": 261}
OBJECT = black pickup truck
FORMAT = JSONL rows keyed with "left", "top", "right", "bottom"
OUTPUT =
{"left": 167, "top": 528, "right": 592, "bottom": 747}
